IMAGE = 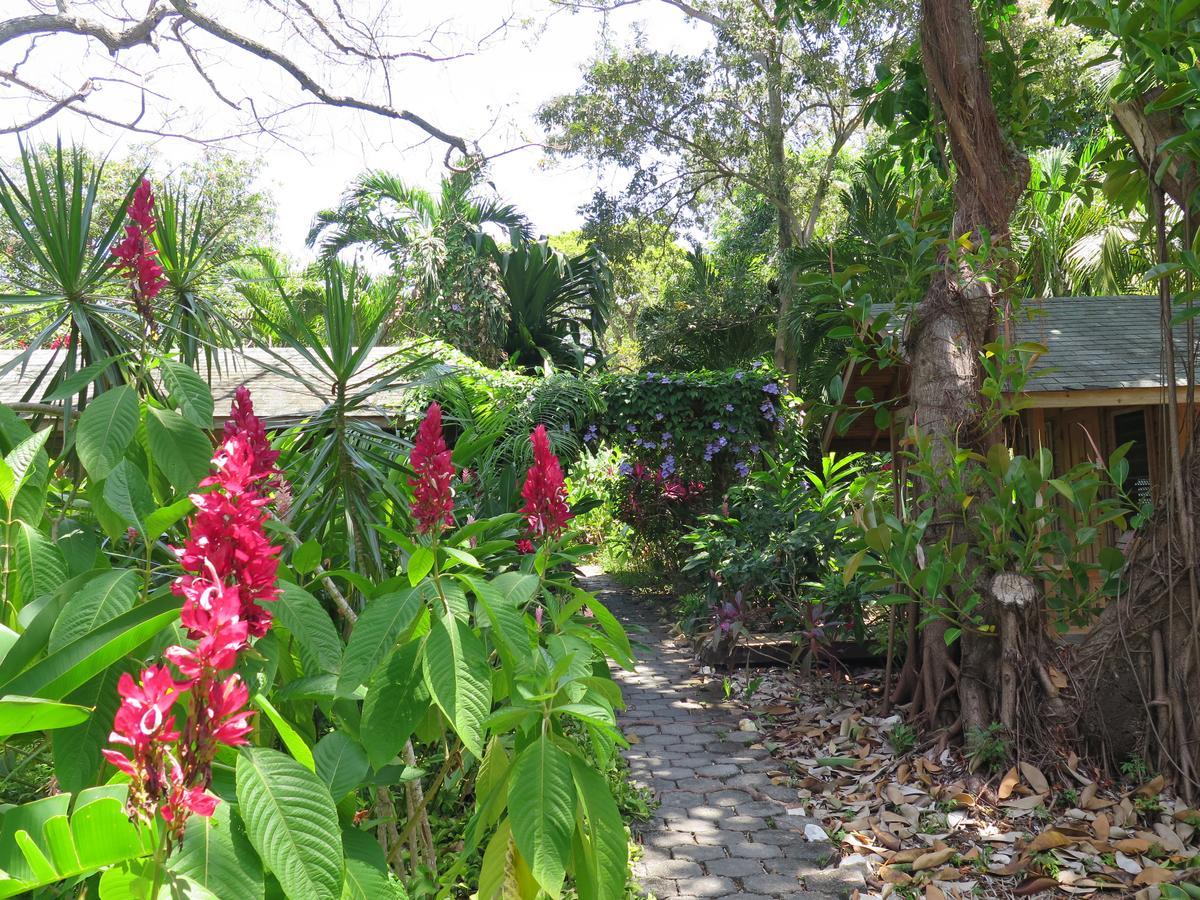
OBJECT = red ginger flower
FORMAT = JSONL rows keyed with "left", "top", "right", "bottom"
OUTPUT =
{"left": 409, "top": 403, "right": 455, "bottom": 535}
{"left": 107, "top": 388, "right": 280, "bottom": 838}
{"left": 520, "top": 425, "right": 572, "bottom": 540}
{"left": 111, "top": 178, "right": 166, "bottom": 324}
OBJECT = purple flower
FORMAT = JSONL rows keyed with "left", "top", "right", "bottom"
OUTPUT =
{"left": 762, "top": 382, "right": 780, "bottom": 395}
{"left": 717, "top": 436, "right": 727, "bottom": 448}
{"left": 626, "top": 424, "right": 637, "bottom": 433}
{"left": 735, "top": 461, "right": 750, "bottom": 478}
{"left": 660, "top": 455, "right": 676, "bottom": 479}
{"left": 703, "top": 443, "right": 717, "bottom": 462}
{"left": 734, "top": 371, "right": 745, "bottom": 381}
{"left": 646, "top": 372, "right": 657, "bottom": 380}
{"left": 712, "top": 421, "right": 722, "bottom": 430}
{"left": 750, "top": 444, "right": 761, "bottom": 454}
{"left": 661, "top": 432, "right": 672, "bottom": 442}
{"left": 751, "top": 361, "right": 764, "bottom": 369}
{"left": 584, "top": 425, "right": 598, "bottom": 443}
{"left": 618, "top": 461, "right": 633, "bottom": 476}
{"left": 727, "top": 424, "right": 738, "bottom": 433}
{"left": 655, "top": 412, "right": 665, "bottom": 421}
{"left": 724, "top": 403, "right": 734, "bottom": 412}
{"left": 644, "top": 441, "right": 657, "bottom": 450}
{"left": 633, "top": 438, "right": 643, "bottom": 447}
{"left": 450, "top": 303, "right": 463, "bottom": 312}
{"left": 660, "top": 377, "right": 671, "bottom": 385}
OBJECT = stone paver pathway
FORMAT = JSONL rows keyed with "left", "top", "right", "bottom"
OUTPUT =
{"left": 581, "top": 568, "right": 866, "bottom": 900}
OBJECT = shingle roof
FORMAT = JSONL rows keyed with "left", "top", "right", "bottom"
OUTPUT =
{"left": 0, "top": 347, "right": 427, "bottom": 421}
{"left": 1015, "top": 295, "right": 1196, "bottom": 392}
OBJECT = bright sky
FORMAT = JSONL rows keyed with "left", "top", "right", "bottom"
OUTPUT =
{"left": 1, "top": 0, "right": 712, "bottom": 260}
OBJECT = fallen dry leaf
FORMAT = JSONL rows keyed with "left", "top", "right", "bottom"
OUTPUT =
{"left": 1013, "top": 876, "right": 1060, "bottom": 895}
{"left": 999, "top": 766, "right": 1020, "bottom": 800}
{"left": 1020, "top": 761, "right": 1050, "bottom": 795}
{"left": 912, "top": 847, "right": 957, "bottom": 871}
{"left": 1133, "top": 866, "right": 1176, "bottom": 885}
{"left": 1027, "top": 829, "right": 1076, "bottom": 852}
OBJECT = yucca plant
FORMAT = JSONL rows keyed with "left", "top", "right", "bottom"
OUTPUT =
{"left": 0, "top": 141, "right": 141, "bottom": 408}
{"left": 251, "top": 261, "right": 440, "bottom": 579}
{"left": 152, "top": 185, "right": 241, "bottom": 370}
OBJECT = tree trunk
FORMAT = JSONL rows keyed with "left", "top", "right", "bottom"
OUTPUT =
{"left": 765, "top": 35, "right": 800, "bottom": 383}
{"left": 897, "top": 0, "right": 1030, "bottom": 734}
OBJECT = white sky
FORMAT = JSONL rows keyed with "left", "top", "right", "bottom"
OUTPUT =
{"left": 1, "top": 0, "right": 712, "bottom": 259}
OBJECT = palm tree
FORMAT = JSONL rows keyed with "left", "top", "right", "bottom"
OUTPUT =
{"left": 1013, "top": 140, "right": 1148, "bottom": 298}
{"left": 307, "top": 172, "right": 532, "bottom": 360}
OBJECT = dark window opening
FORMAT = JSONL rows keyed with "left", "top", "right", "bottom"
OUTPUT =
{"left": 1112, "top": 409, "right": 1152, "bottom": 507}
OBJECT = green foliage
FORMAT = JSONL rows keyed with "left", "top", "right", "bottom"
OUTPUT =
{"left": 965, "top": 722, "right": 1011, "bottom": 773}
{"left": 683, "top": 452, "right": 875, "bottom": 638}
{"left": 471, "top": 229, "right": 614, "bottom": 374}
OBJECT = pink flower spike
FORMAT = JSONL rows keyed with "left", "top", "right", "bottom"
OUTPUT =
{"left": 408, "top": 403, "right": 456, "bottom": 535}
{"left": 519, "top": 425, "right": 572, "bottom": 540}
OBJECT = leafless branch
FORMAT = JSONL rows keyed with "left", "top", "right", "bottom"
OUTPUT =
{"left": 0, "top": 6, "right": 175, "bottom": 52}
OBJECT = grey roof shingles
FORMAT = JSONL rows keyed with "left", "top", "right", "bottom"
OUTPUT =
{"left": 0, "top": 346, "right": 422, "bottom": 421}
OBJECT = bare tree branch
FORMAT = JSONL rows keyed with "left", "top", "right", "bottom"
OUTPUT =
{"left": 168, "top": 0, "right": 470, "bottom": 156}
{"left": 0, "top": 6, "right": 175, "bottom": 52}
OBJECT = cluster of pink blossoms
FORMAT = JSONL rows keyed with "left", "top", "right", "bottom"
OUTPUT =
{"left": 110, "top": 178, "right": 167, "bottom": 326}
{"left": 520, "top": 425, "right": 572, "bottom": 543}
{"left": 409, "top": 402, "right": 456, "bottom": 535}
{"left": 105, "top": 386, "right": 280, "bottom": 837}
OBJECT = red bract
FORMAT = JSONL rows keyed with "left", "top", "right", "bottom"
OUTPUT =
{"left": 520, "top": 425, "right": 572, "bottom": 540}
{"left": 224, "top": 385, "right": 280, "bottom": 483}
{"left": 106, "top": 387, "right": 281, "bottom": 839}
{"left": 110, "top": 178, "right": 166, "bottom": 326}
{"left": 409, "top": 403, "right": 456, "bottom": 535}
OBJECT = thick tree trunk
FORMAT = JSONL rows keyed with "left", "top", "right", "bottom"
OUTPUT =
{"left": 898, "top": 0, "right": 1030, "bottom": 734}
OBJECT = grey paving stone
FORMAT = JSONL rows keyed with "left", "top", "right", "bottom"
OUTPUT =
{"left": 704, "top": 856, "right": 768, "bottom": 877}
{"left": 727, "top": 840, "right": 785, "bottom": 859}
{"left": 670, "top": 843, "right": 728, "bottom": 862}
{"left": 743, "top": 874, "right": 807, "bottom": 893}
{"left": 642, "top": 857, "right": 704, "bottom": 880}
{"left": 695, "top": 763, "right": 740, "bottom": 777}
{"left": 705, "top": 789, "right": 752, "bottom": 807}
{"left": 738, "top": 800, "right": 787, "bottom": 817}
{"left": 658, "top": 791, "right": 706, "bottom": 808}
{"left": 679, "top": 875, "right": 738, "bottom": 897}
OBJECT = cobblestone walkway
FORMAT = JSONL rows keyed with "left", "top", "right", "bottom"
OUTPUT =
{"left": 581, "top": 568, "right": 866, "bottom": 900}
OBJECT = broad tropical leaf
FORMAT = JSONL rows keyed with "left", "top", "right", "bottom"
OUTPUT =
{"left": 361, "top": 643, "right": 429, "bottom": 770}
{"left": 507, "top": 735, "right": 576, "bottom": 898}
{"left": 47, "top": 569, "right": 138, "bottom": 652}
{"left": 275, "top": 583, "right": 344, "bottom": 676}
{"left": 336, "top": 588, "right": 421, "bottom": 697}
{"left": 167, "top": 800, "right": 264, "bottom": 900}
{"left": 421, "top": 612, "right": 491, "bottom": 758}
{"left": 313, "top": 733, "right": 369, "bottom": 801}
{"left": 144, "top": 407, "right": 212, "bottom": 492}
{"left": 75, "top": 385, "right": 138, "bottom": 480}
{"left": 236, "top": 747, "right": 344, "bottom": 900}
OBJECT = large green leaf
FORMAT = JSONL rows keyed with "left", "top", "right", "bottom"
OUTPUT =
{"left": 48, "top": 569, "right": 138, "bottom": 652}
{"left": 53, "top": 664, "right": 125, "bottom": 793}
{"left": 341, "top": 827, "right": 405, "bottom": 900}
{"left": 507, "top": 735, "right": 575, "bottom": 899}
{"left": 421, "top": 612, "right": 491, "bottom": 758}
{"left": 160, "top": 360, "right": 215, "bottom": 429}
{"left": 0, "top": 695, "right": 90, "bottom": 736}
{"left": 102, "top": 459, "right": 155, "bottom": 535}
{"left": 275, "top": 582, "right": 343, "bottom": 676}
{"left": 168, "top": 800, "right": 264, "bottom": 900}
{"left": 336, "top": 588, "right": 420, "bottom": 697}
{"left": 76, "top": 385, "right": 138, "bottom": 480}
{"left": 144, "top": 406, "right": 212, "bottom": 492}
{"left": 236, "top": 747, "right": 344, "bottom": 900}
{"left": 0, "top": 788, "right": 153, "bottom": 894}
{"left": 313, "top": 733, "right": 369, "bottom": 801}
{"left": 569, "top": 756, "right": 628, "bottom": 900}
{"left": 0, "top": 428, "right": 50, "bottom": 507}
{"left": 478, "top": 819, "right": 537, "bottom": 900}
{"left": 461, "top": 574, "right": 533, "bottom": 674}
{"left": 12, "top": 521, "right": 66, "bottom": 606}
{"left": 0, "top": 594, "right": 179, "bottom": 701}
{"left": 361, "top": 643, "right": 429, "bottom": 770}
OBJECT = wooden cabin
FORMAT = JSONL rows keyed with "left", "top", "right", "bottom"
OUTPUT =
{"left": 829, "top": 295, "right": 1197, "bottom": 512}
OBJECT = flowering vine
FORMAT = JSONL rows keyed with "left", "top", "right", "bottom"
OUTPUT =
{"left": 111, "top": 178, "right": 167, "bottom": 330}
{"left": 104, "top": 386, "right": 279, "bottom": 844}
